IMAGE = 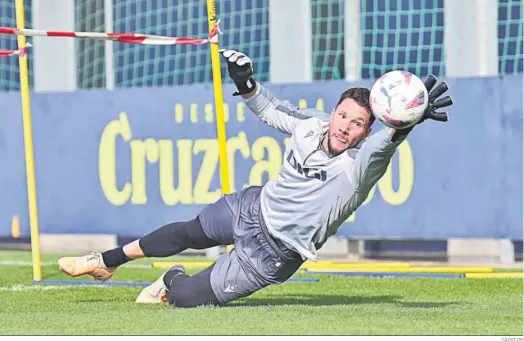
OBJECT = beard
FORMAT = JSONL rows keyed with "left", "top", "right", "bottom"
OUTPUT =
{"left": 327, "top": 134, "right": 345, "bottom": 156}
{"left": 326, "top": 133, "right": 361, "bottom": 156}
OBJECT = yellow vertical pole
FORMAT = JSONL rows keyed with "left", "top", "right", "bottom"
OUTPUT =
{"left": 206, "top": 0, "right": 231, "bottom": 196}
{"left": 15, "top": 0, "right": 42, "bottom": 281}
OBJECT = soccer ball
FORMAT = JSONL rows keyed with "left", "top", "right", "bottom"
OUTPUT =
{"left": 369, "top": 70, "right": 429, "bottom": 129}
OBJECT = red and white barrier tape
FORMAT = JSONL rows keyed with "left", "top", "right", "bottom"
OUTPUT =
{"left": 0, "top": 20, "right": 221, "bottom": 46}
{"left": 0, "top": 42, "right": 31, "bottom": 57}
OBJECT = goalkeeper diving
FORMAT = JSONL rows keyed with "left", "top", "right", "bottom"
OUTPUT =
{"left": 58, "top": 49, "right": 453, "bottom": 307}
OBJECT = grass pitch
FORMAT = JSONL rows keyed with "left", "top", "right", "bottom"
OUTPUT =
{"left": 0, "top": 251, "right": 522, "bottom": 335}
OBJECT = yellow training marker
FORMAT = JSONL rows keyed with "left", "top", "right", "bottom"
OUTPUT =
{"left": 330, "top": 261, "right": 411, "bottom": 268}
{"left": 153, "top": 260, "right": 412, "bottom": 270}
{"left": 300, "top": 262, "right": 411, "bottom": 270}
{"left": 305, "top": 266, "right": 494, "bottom": 274}
{"left": 465, "top": 272, "right": 523, "bottom": 279}
{"left": 152, "top": 261, "right": 214, "bottom": 269}
{"left": 11, "top": 216, "right": 20, "bottom": 238}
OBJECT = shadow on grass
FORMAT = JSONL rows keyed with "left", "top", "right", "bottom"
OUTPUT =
{"left": 228, "top": 294, "right": 461, "bottom": 309}
{"left": 72, "top": 293, "right": 459, "bottom": 309}
{"left": 73, "top": 294, "right": 460, "bottom": 310}
{"left": 397, "top": 301, "right": 460, "bottom": 308}
{"left": 77, "top": 298, "right": 124, "bottom": 303}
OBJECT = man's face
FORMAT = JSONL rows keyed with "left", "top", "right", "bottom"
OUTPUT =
{"left": 327, "top": 98, "right": 372, "bottom": 154}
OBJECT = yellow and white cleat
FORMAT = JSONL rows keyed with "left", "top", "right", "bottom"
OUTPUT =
{"left": 136, "top": 265, "right": 185, "bottom": 304}
{"left": 57, "top": 251, "right": 116, "bottom": 282}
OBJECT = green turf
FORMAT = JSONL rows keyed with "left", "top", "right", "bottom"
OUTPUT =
{"left": 0, "top": 251, "right": 522, "bottom": 335}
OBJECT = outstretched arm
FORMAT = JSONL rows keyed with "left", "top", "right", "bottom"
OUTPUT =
{"left": 348, "top": 127, "right": 405, "bottom": 196}
{"left": 349, "top": 74, "right": 454, "bottom": 197}
{"left": 220, "top": 48, "right": 327, "bottom": 134}
{"left": 242, "top": 82, "right": 326, "bottom": 134}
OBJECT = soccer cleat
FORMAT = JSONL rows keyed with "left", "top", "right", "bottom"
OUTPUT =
{"left": 135, "top": 265, "right": 185, "bottom": 304}
{"left": 57, "top": 251, "right": 116, "bottom": 282}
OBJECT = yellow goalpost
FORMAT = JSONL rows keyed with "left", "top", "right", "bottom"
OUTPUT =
{"left": 15, "top": 0, "right": 41, "bottom": 281}
{"left": 206, "top": 0, "right": 231, "bottom": 197}
{"left": 206, "top": 0, "right": 234, "bottom": 252}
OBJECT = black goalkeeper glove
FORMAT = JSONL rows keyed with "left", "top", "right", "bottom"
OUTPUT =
{"left": 219, "top": 48, "right": 257, "bottom": 96}
{"left": 393, "top": 74, "right": 453, "bottom": 140}
{"left": 418, "top": 74, "right": 454, "bottom": 124}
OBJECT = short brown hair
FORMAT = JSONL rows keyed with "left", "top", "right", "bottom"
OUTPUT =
{"left": 335, "top": 87, "right": 375, "bottom": 126}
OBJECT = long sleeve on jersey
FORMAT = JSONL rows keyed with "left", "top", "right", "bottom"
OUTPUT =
{"left": 243, "top": 84, "right": 328, "bottom": 134}
{"left": 349, "top": 128, "right": 407, "bottom": 195}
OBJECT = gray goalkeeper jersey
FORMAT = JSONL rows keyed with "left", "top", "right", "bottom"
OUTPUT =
{"left": 244, "top": 84, "right": 406, "bottom": 261}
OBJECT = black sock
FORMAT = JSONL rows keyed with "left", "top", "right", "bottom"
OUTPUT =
{"left": 163, "top": 267, "right": 188, "bottom": 288}
{"left": 101, "top": 247, "right": 131, "bottom": 268}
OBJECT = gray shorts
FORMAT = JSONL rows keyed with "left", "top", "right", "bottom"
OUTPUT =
{"left": 199, "top": 186, "right": 304, "bottom": 304}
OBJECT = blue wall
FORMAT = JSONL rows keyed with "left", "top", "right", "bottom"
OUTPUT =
{"left": 0, "top": 75, "right": 522, "bottom": 239}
